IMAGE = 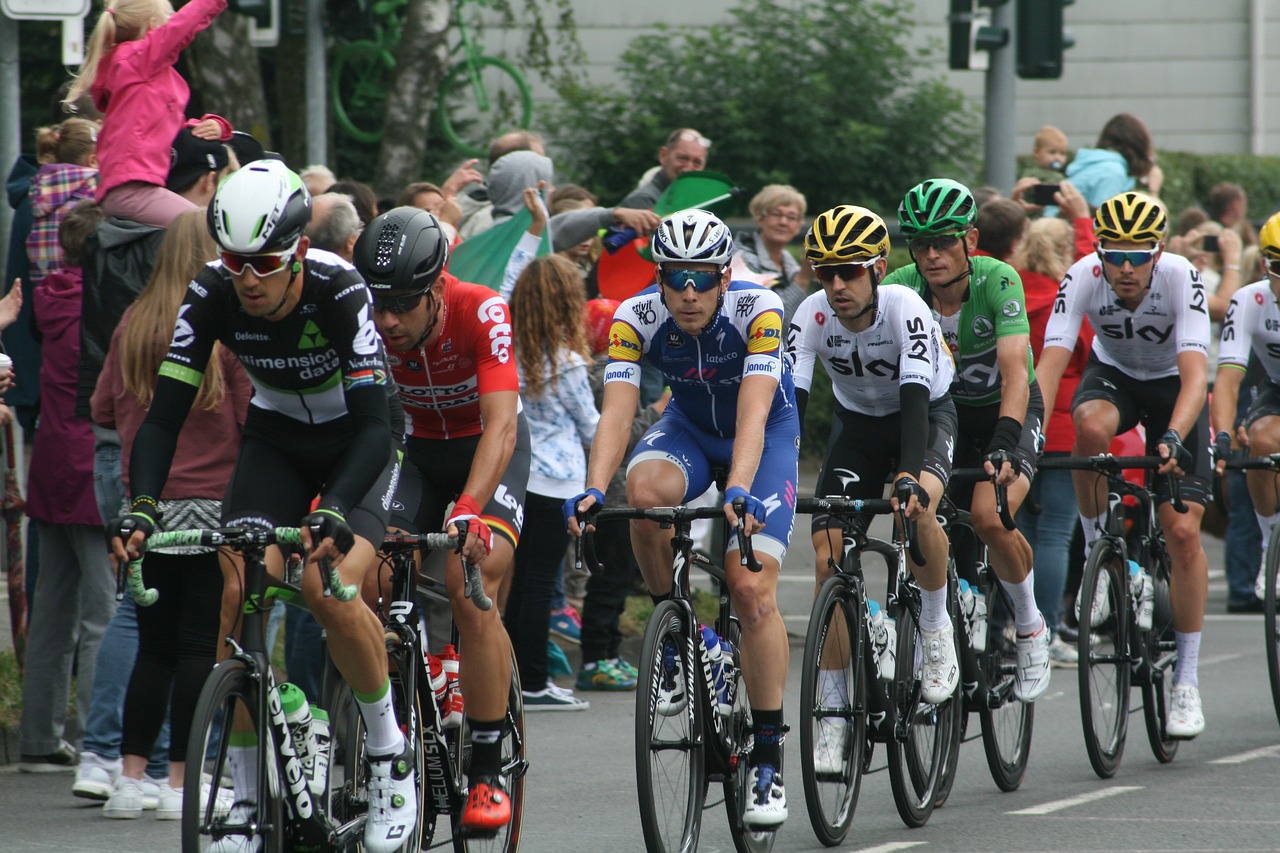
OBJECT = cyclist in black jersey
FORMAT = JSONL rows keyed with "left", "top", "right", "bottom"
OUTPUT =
{"left": 109, "top": 162, "right": 416, "bottom": 853}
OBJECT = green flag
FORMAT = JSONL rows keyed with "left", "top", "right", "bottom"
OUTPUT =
{"left": 447, "top": 207, "right": 552, "bottom": 291}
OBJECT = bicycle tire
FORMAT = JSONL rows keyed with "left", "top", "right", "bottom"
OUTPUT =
{"left": 182, "top": 661, "right": 284, "bottom": 853}
{"left": 1077, "top": 538, "right": 1130, "bottom": 779}
{"left": 332, "top": 40, "right": 395, "bottom": 144}
{"left": 387, "top": 649, "right": 427, "bottom": 851}
{"left": 436, "top": 55, "right": 533, "bottom": 158}
{"left": 1140, "top": 554, "right": 1179, "bottom": 764}
{"left": 720, "top": 617, "right": 777, "bottom": 853}
{"left": 885, "top": 596, "right": 957, "bottom": 829}
{"left": 977, "top": 575, "right": 1034, "bottom": 792}
{"left": 798, "top": 576, "right": 866, "bottom": 846}
{"left": 1266, "top": 520, "right": 1280, "bottom": 729}
{"left": 452, "top": 647, "right": 526, "bottom": 852}
{"left": 635, "top": 600, "right": 705, "bottom": 853}
{"left": 931, "top": 579, "right": 964, "bottom": 809}
{"left": 326, "top": 665, "right": 368, "bottom": 833}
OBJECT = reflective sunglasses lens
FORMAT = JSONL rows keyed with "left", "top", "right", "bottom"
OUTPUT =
{"left": 1101, "top": 250, "right": 1155, "bottom": 267}
{"left": 909, "top": 233, "right": 961, "bottom": 254}
{"left": 373, "top": 292, "right": 425, "bottom": 314}
{"left": 660, "top": 269, "right": 720, "bottom": 292}
{"left": 222, "top": 251, "right": 290, "bottom": 276}
{"left": 815, "top": 263, "right": 871, "bottom": 284}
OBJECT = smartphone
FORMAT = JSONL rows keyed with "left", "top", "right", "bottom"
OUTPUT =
{"left": 1202, "top": 234, "right": 1220, "bottom": 254}
{"left": 1028, "top": 184, "right": 1060, "bottom": 206}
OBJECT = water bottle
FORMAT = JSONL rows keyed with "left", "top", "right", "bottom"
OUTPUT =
{"left": 439, "top": 644, "right": 464, "bottom": 729}
{"left": 718, "top": 635, "right": 737, "bottom": 715}
{"left": 601, "top": 225, "right": 639, "bottom": 254}
{"left": 279, "top": 683, "right": 317, "bottom": 769}
{"left": 427, "top": 653, "right": 449, "bottom": 718}
{"left": 868, "top": 600, "right": 895, "bottom": 681}
{"left": 957, "top": 580, "right": 975, "bottom": 641}
{"left": 308, "top": 705, "right": 330, "bottom": 798}
{"left": 699, "top": 625, "right": 732, "bottom": 715}
{"left": 970, "top": 586, "right": 988, "bottom": 653}
{"left": 1129, "top": 561, "right": 1154, "bottom": 631}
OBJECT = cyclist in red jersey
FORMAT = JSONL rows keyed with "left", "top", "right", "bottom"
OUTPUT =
{"left": 354, "top": 207, "right": 529, "bottom": 834}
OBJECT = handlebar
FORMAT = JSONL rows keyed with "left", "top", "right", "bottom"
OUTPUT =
{"left": 794, "top": 496, "right": 925, "bottom": 567}
{"left": 949, "top": 468, "right": 1016, "bottom": 531}
{"left": 1035, "top": 454, "right": 1186, "bottom": 514}
{"left": 380, "top": 523, "right": 491, "bottom": 611}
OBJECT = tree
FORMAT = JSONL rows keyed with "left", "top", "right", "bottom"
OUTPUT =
{"left": 546, "top": 0, "right": 980, "bottom": 217}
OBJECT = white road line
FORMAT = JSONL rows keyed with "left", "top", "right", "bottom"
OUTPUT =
{"left": 1007, "top": 785, "right": 1143, "bottom": 815}
{"left": 1200, "top": 652, "right": 1247, "bottom": 666}
{"left": 1209, "top": 744, "right": 1280, "bottom": 764}
{"left": 844, "top": 843, "right": 927, "bottom": 853}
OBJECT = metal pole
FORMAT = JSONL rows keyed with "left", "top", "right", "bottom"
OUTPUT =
{"left": 305, "top": 0, "right": 327, "bottom": 167}
{"left": 983, "top": 0, "right": 1016, "bottom": 192}
{"left": 0, "top": 13, "right": 20, "bottom": 276}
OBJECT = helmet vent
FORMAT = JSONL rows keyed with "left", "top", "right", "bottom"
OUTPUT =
{"left": 374, "top": 222, "right": 402, "bottom": 272}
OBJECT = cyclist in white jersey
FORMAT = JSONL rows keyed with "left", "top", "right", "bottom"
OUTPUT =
{"left": 787, "top": 206, "right": 962, "bottom": 713}
{"left": 1036, "top": 191, "right": 1211, "bottom": 738}
{"left": 1211, "top": 212, "right": 1280, "bottom": 601}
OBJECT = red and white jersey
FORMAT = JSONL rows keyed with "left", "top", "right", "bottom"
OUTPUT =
{"left": 385, "top": 274, "right": 520, "bottom": 439}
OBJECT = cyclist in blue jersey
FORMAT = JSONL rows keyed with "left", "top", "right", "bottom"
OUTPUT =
{"left": 566, "top": 209, "right": 800, "bottom": 829}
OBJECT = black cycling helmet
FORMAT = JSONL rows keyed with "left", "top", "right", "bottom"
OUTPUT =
{"left": 353, "top": 206, "right": 450, "bottom": 296}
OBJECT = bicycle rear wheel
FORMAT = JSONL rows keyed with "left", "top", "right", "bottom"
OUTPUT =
{"left": 978, "top": 580, "right": 1034, "bottom": 791}
{"left": 799, "top": 577, "right": 866, "bottom": 847}
{"left": 436, "top": 55, "right": 534, "bottom": 158}
{"left": 931, "top": 581, "right": 964, "bottom": 809}
{"left": 332, "top": 40, "right": 394, "bottom": 143}
{"left": 1077, "top": 538, "right": 1131, "bottom": 779}
{"left": 1265, "top": 521, "right": 1280, "bottom": 728}
{"left": 1141, "top": 557, "right": 1179, "bottom": 763}
{"left": 452, "top": 647, "right": 526, "bottom": 852}
{"left": 182, "top": 661, "right": 284, "bottom": 853}
{"left": 885, "top": 598, "right": 960, "bottom": 829}
{"left": 635, "top": 600, "right": 705, "bottom": 853}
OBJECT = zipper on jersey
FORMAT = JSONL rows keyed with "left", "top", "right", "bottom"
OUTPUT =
{"left": 694, "top": 336, "right": 719, "bottom": 434}
{"left": 421, "top": 343, "right": 449, "bottom": 438}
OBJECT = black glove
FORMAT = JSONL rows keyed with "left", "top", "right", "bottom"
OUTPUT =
{"left": 303, "top": 508, "right": 355, "bottom": 556}
{"left": 1161, "top": 429, "right": 1194, "bottom": 471}
{"left": 113, "top": 512, "right": 155, "bottom": 544}
{"left": 893, "top": 476, "right": 930, "bottom": 511}
{"left": 1211, "top": 430, "right": 1233, "bottom": 467}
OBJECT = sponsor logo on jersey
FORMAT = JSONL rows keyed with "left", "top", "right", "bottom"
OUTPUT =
{"left": 1258, "top": 292, "right": 1266, "bottom": 305}
{"left": 298, "top": 320, "right": 329, "bottom": 350}
{"left": 353, "top": 303, "right": 380, "bottom": 355}
{"left": 745, "top": 359, "right": 773, "bottom": 375}
{"left": 477, "top": 296, "right": 508, "bottom": 325}
{"left": 666, "top": 331, "right": 686, "bottom": 348}
{"left": 386, "top": 354, "right": 401, "bottom": 367}
{"left": 188, "top": 281, "right": 207, "bottom": 298}
{"left": 825, "top": 335, "right": 848, "bottom": 348}
{"left": 631, "top": 300, "right": 657, "bottom": 326}
{"left": 605, "top": 365, "right": 635, "bottom": 383}
{"left": 171, "top": 304, "right": 195, "bottom": 349}
{"left": 335, "top": 282, "right": 365, "bottom": 300}
{"left": 747, "top": 311, "right": 783, "bottom": 354}
{"left": 972, "top": 316, "right": 994, "bottom": 337}
{"left": 815, "top": 311, "right": 826, "bottom": 326}
{"left": 1001, "top": 300, "right": 1022, "bottom": 318}
{"left": 735, "top": 294, "right": 759, "bottom": 317}
{"left": 235, "top": 331, "right": 271, "bottom": 342}
{"left": 608, "top": 321, "right": 643, "bottom": 361}
{"left": 442, "top": 338, "right": 453, "bottom": 353}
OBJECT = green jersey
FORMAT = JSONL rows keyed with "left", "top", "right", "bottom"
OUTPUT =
{"left": 882, "top": 254, "right": 1034, "bottom": 406}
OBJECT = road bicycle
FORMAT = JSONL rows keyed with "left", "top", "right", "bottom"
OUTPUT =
{"left": 1037, "top": 454, "right": 1184, "bottom": 778}
{"left": 577, "top": 501, "right": 774, "bottom": 853}
{"left": 331, "top": 0, "right": 533, "bottom": 154}
{"left": 794, "top": 494, "right": 962, "bottom": 838}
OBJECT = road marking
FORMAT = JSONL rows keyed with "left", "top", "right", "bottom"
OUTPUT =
{"left": 1209, "top": 744, "right": 1280, "bottom": 764}
{"left": 1008, "top": 785, "right": 1143, "bottom": 815}
{"left": 1201, "top": 652, "right": 1246, "bottom": 666}
{"left": 845, "top": 843, "right": 926, "bottom": 853}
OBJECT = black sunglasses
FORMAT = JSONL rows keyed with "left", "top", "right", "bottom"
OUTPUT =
{"left": 373, "top": 290, "right": 429, "bottom": 315}
{"left": 908, "top": 232, "right": 966, "bottom": 254}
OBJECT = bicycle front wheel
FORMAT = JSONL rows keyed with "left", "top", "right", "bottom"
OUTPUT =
{"left": 436, "top": 55, "right": 533, "bottom": 158}
{"left": 1265, "top": 520, "right": 1280, "bottom": 728}
{"left": 1077, "top": 537, "right": 1131, "bottom": 779}
{"left": 183, "top": 661, "right": 284, "bottom": 853}
{"left": 332, "top": 40, "right": 395, "bottom": 143}
{"left": 799, "top": 577, "right": 866, "bottom": 846}
{"left": 978, "top": 581, "right": 1034, "bottom": 791}
{"left": 635, "top": 600, "right": 705, "bottom": 853}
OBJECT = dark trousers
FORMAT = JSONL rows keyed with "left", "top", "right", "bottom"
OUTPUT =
{"left": 505, "top": 493, "right": 568, "bottom": 692}
{"left": 580, "top": 516, "right": 633, "bottom": 664}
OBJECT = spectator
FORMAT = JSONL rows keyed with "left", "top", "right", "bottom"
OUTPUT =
{"left": 306, "top": 192, "right": 363, "bottom": 263}
{"left": 506, "top": 254, "right": 599, "bottom": 711}
{"left": 299, "top": 163, "right": 336, "bottom": 196}
{"left": 18, "top": 199, "right": 113, "bottom": 774}
{"left": 93, "top": 208, "right": 252, "bottom": 819}
{"left": 1021, "top": 125, "right": 1069, "bottom": 184}
{"left": 454, "top": 130, "right": 543, "bottom": 240}
{"left": 398, "top": 180, "right": 461, "bottom": 240}
{"left": 549, "top": 185, "right": 600, "bottom": 279}
{"left": 975, "top": 198, "right": 1027, "bottom": 262}
{"left": 1065, "top": 112, "right": 1163, "bottom": 209}
{"left": 734, "top": 184, "right": 808, "bottom": 325}
{"left": 68, "top": 0, "right": 227, "bottom": 227}
{"left": 1206, "top": 181, "right": 1258, "bottom": 248}
{"left": 1175, "top": 206, "right": 1209, "bottom": 237}
{"left": 327, "top": 179, "right": 379, "bottom": 227}
{"left": 26, "top": 118, "right": 99, "bottom": 283}
{"left": 617, "top": 127, "right": 711, "bottom": 210}
{"left": 972, "top": 185, "right": 1003, "bottom": 208}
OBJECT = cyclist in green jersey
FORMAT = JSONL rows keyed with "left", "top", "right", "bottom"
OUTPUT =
{"left": 881, "top": 178, "right": 1051, "bottom": 703}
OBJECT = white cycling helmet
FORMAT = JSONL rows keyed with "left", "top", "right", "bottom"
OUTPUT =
{"left": 208, "top": 160, "right": 312, "bottom": 254}
{"left": 651, "top": 208, "right": 733, "bottom": 267}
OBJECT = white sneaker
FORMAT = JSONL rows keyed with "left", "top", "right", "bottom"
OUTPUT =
{"left": 140, "top": 777, "right": 161, "bottom": 810}
{"left": 364, "top": 743, "right": 419, "bottom": 853}
{"left": 72, "top": 751, "right": 121, "bottom": 801}
{"left": 209, "top": 801, "right": 263, "bottom": 853}
{"left": 103, "top": 776, "right": 146, "bottom": 819}
{"left": 1047, "top": 634, "right": 1079, "bottom": 668}
{"left": 156, "top": 782, "right": 183, "bottom": 820}
{"left": 1077, "top": 571, "right": 1111, "bottom": 625}
{"left": 1256, "top": 559, "right": 1275, "bottom": 601}
{"left": 812, "top": 721, "right": 850, "bottom": 776}
{"left": 1014, "top": 620, "right": 1052, "bottom": 702}
{"left": 656, "top": 641, "right": 687, "bottom": 717}
{"left": 1166, "top": 683, "right": 1205, "bottom": 739}
{"left": 918, "top": 624, "right": 959, "bottom": 704}
{"left": 742, "top": 764, "right": 787, "bottom": 828}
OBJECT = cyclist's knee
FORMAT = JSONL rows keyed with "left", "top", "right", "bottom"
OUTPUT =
{"left": 1163, "top": 516, "right": 1203, "bottom": 555}
{"left": 1249, "top": 423, "right": 1280, "bottom": 455}
{"left": 1073, "top": 416, "right": 1114, "bottom": 453}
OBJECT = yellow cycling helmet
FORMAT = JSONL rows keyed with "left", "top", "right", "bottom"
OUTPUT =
{"left": 804, "top": 205, "right": 890, "bottom": 266}
{"left": 1093, "top": 191, "right": 1168, "bottom": 244}
{"left": 1259, "top": 212, "right": 1280, "bottom": 261}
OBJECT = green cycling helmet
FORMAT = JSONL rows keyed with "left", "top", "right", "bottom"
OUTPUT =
{"left": 897, "top": 178, "right": 976, "bottom": 237}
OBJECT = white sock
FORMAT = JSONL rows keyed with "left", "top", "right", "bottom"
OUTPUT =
{"left": 1079, "top": 512, "right": 1104, "bottom": 549}
{"left": 818, "top": 668, "right": 849, "bottom": 707}
{"left": 919, "top": 586, "right": 949, "bottom": 632}
{"left": 1173, "top": 631, "right": 1201, "bottom": 688}
{"left": 228, "top": 743, "right": 257, "bottom": 804}
{"left": 1257, "top": 511, "right": 1280, "bottom": 553}
{"left": 999, "top": 571, "right": 1043, "bottom": 635}
{"left": 356, "top": 682, "right": 404, "bottom": 756}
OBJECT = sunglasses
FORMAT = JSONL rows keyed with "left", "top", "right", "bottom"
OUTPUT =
{"left": 1269, "top": 259, "right": 1280, "bottom": 276}
{"left": 1098, "top": 248, "right": 1159, "bottom": 267}
{"left": 220, "top": 247, "right": 295, "bottom": 277}
{"left": 372, "top": 290, "right": 429, "bottom": 315}
{"left": 814, "top": 260, "right": 878, "bottom": 284}
{"left": 908, "top": 232, "right": 966, "bottom": 254}
{"left": 658, "top": 267, "right": 722, "bottom": 293}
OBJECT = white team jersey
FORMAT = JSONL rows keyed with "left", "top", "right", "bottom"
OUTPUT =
{"left": 1218, "top": 280, "right": 1280, "bottom": 383}
{"left": 1044, "top": 252, "right": 1209, "bottom": 380}
{"left": 786, "top": 285, "right": 953, "bottom": 417}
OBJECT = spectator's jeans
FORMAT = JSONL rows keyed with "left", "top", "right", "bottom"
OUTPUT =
{"left": 1225, "top": 464, "right": 1263, "bottom": 605}
{"left": 1016, "top": 462, "right": 1078, "bottom": 634}
{"left": 580, "top": 517, "right": 633, "bottom": 664}
{"left": 505, "top": 493, "right": 568, "bottom": 692}
{"left": 284, "top": 606, "right": 325, "bottom": 702}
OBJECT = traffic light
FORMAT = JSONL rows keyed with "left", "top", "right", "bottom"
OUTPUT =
{"left": 228, "top": 0, "right": 271, "bottom": 28}
{"left": 950, "top": 0, "right": 1011, "bottom": 72}
{"left": 1016, "top": 0, "right": 1074, "bottom": 79}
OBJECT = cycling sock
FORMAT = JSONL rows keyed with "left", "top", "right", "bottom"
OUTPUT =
{"left": 467, "top": 718, "right": 505, "bottom": 779}
{"left": 1079, "top": 512, "right": 1104, "bottom": 549}
{"left": 355, "top": 679, "right": 404, "bottom": 756}
{"left": 751, "top": 709, "right": 784, "bottom": 769}
{"left": 228, "top": 737, "right": 258, "bottom": 803}
{"left": 818, "top": 668, "right": 848, "bottom": 709}
{"left": 1256, "top": 511, "right": 1279, "bottom": 553}
{"left": 1173, "top": 631, "right": 1201, "bottom": 688}
{"left": 999, "top": 571, "right": 1042, "bottom": 635}
{"left": 918, "top": 585, "right": 949, "bottom": 633}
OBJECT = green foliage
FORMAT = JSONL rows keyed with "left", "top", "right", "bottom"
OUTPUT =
{"left": 546, "top": 0, "right": 979, "bottom": 213}
{"left": 0, "top": 648, "right": 21, "bottom": 730}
